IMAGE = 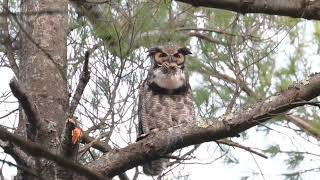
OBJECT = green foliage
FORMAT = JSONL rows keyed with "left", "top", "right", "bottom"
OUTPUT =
{"left": 285, "top": 152, "right": 304, "bottom": 169}
{"left": 311, "top": 119, "right": 320, "bottom": 131}
{"left": 314, "top": 22, "right": 320, "bottom": 52}
{"left": 224, "top": 154, "right": 239, "bottom": 165}
{"left": 284, "top": 173, "right": 302, "bottom": 180}
{"left": 274, "top": 58, "right": 297, "bottom": 91}
{"left": 193, "top": 87, "right": 210, "bottom": 106}
{"left": 263, "top": 144, "right": 280, "bottom": 158}
{"left": 187, "top": 56, "right": 203, "bottom": 71}
{"left": 211, "top": 9, "right": 234, "bottom": 27}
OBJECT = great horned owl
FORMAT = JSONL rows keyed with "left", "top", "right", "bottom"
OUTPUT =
{"left": 137, "top": 44, "right": 196, "bottom": 176}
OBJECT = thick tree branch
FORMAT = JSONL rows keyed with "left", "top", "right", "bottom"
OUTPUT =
{"left": 75, "top": 73, "right": 320, "bottom": 179}
{"left": 176, "top": 0, "right": 320, "bottom": 20}
{"left": 9, "top": 78, "right": 41, "bottom": 141}
{"left": 0, "top": 126, "right": 107, "bottom": 180}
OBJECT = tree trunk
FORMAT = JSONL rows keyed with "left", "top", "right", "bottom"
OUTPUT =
{"left": 16, "top": 0, "right": 69, "bottom": 179}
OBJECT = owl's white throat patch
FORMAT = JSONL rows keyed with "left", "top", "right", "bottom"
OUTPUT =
{"left": 152, "top": 69, "right": 186, "bottom": 90}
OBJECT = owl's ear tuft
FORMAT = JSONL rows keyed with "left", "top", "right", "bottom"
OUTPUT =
{"left": 178, "top": 47, "right": 192, "bottom": 55}
{"left": 147, "top": 47, "right": 162, "bottom": 56}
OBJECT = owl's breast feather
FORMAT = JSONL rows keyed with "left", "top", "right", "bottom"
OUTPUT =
{"left": 152, "top": 69, "right": 186, "bottom": 90}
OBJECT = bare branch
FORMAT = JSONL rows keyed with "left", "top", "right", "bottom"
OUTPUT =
{"left": 285, "top": 114, "right": 320, "bottom": 140}
{"left": 217, "top": 139, "right": 268, "bottom": 159}
{"left": 9, "top": 78, "right": 41, "bottom": 141}
{"left": 81, "top": 132, "right": 112, "bottom": 153}
{"left": 68, "top": 51, "right": 91, "bottom": 116}
{"left": 0, "top": 108, "right": 18, "bottom": 119}
{"left": 176, "top": 27, "right": 258, "bottom": 39}
{"left": 188, "top": 32, "right": 227, "bottom": 46}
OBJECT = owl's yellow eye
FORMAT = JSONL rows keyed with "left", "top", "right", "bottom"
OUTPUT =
{"left": 154, "top": 52, "right": 166, "bottom": 64}
{"left": 174, "top": 53, "right": 185, "bottom": 65}
{"left": 173, "top": 53, "right": 181, "bottom": 58}
{"left": 159, "top": 53, "right": 168, "bottom": 57}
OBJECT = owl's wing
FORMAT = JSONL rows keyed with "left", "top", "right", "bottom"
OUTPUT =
{"left": 137, "top": 79, "right": 148, "bottom": 139}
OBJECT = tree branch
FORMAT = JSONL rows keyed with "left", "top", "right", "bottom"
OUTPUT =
{"left": 175, "top": 0, "right": 320, "bottom": 20}
{"left": 9, "top": 78, "right": 41, "bottom": 141}
{"left": 217, "top": 139, "right": 268, "bottom": 159}
{"left": 75, "top": 73, "right": 320, "bottom": 179}
{"left": 81, "top": 132, "right": 113, "bottom": 153}
{"left": 68, "top": 51, "right": 91, "bottom": 116}
{"left": 0, "top": 126, "right": 107, "bottom": 180}
{"left": 285, "top": 114, "right": 320, "bottom": 140}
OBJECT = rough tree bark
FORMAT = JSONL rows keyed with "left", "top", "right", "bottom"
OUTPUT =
{"left": 16, "top": 0, "right": 70, "bottom": 179}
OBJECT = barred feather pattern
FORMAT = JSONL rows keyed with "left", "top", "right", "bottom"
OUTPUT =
{"left": 143, "top": 158, "right": 169, "bottom": 176}
{"left": 137, "top": 76, "right": 195, "bottom": 176}
{"left": 137, "top": 45, "right": 195, "bottom": 176}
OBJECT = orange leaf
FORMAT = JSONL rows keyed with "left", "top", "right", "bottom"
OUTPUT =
{"left": 72, "top": 127, "right": 82, "bottom": 144}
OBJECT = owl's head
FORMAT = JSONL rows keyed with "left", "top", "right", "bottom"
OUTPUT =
{"left": 147, "top": 45, "right": 192, "bottom": 90}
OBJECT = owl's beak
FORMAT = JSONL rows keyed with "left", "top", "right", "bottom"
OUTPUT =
{"left": 168, "top": 55, "right": 174, "bottom": 62}
{"left": 168, "top": 62, "right": 177, "bottom": 69}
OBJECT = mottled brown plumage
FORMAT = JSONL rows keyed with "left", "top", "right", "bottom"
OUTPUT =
{"left": 137, "top": 45, "right": 196, "bottom": 176}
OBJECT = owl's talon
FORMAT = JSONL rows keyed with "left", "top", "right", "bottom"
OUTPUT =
{"left": 136, "top": 128, "right": 160, "bottom": 141}
{"left": 150, "top": 128, "right": 160, "bottom": 132}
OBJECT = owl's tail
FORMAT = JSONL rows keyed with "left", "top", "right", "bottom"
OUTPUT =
{"left": 143, "top": 158, "right": 169, "bottom": 176}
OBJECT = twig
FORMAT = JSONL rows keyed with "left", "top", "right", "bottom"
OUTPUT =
{"left": 0, "top": 108, "right": 19, "bottom": 119}
{"left": 239, "top": 22, "right": 297, "bottom": 74}
{"left": 217, "top": 139, "right": 268, "bottom": 159}
{"left": 187, "top": 32, "right": 227, "bottom": 45}
{"left": 250, "top": 152, "right": 266, "bottom": 180}
{"left": 176, "top": 27, "right": 258, "bottom": 39}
